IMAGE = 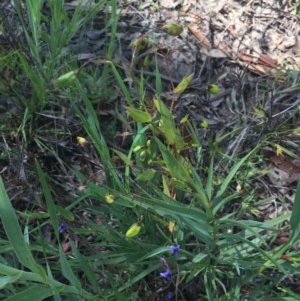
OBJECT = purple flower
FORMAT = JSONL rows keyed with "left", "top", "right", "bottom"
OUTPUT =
{"left": 167, "top": 292, "right": 173, "bottom": 300}
{"left": 169, "top": 245, "right": 180, "bottom": 255}
{"left": 58, "top": 223, "right": 67, "bottom": 234}
{"left": 160, "top": 269, "right": 171, "bottom": 281}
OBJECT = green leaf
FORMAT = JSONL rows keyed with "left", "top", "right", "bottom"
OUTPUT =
{"left": 35, "top": 160, "right": 59, "bottom": 239}
{"left": 0, "top": 177, "right": 45, "bottom": 277}
{"left": 153, "top": 97, "right": 185, "bottom": 149}
{"left": 109, "top": 62, "right": 134, "bottom": 105}
{"left": 112, "top": 149, "right": 133, "bottom": 166}
{"left": 131, "top": 185, "right": 213, "bottom": 244}
{"left": 154, "top": 97, "right": 176, "bottom": 145}
{"left": 55, "top": 205, "right": 75, "bottom": 221}
{"left": 136, "top": 169, "right": 156, "bottom": 182}
{"left": 0, "top": 273, "right": 22, "bottom": 289}
{"left": 155, "top": 138, "right": 190, "bottom": 183}
{"left": 189, "top": 167, "right": 209, "bottom": 209}
{"left": 71, "top": 81, "right": 124, "bottom": 189}
{"left": 260, "top": 297, "right": 299, "bottom": 301}
{"left": 59, "top": 246, "right": 82, "bottom": 288}
{"left": 290, "top": 179, "right": 300, "bottom": 239}
{"left": 174, "top": 74, "right": 194, "bottom": 94}
{"left": 0, "top": 263, "right": 43, "bottom": 283}
{"left": 4, "top": 285, "right": 53, "bottom": 301}
{"left": 213, "top": 149, "right": 256, "bottom": 214}
{"left": 70, "top": 241, "right": 100, "bottom": 294}
{"left": 162, "top": 175, "right": 171, "bottom": 197}
{"left": 205, "top": 156, "right": 214, "bottom": 200}
{"left": 119, "top": 263, "right": 161, "bottom": 292}
{"left": 125, "top": 106, "right": 152, "bottom": 123}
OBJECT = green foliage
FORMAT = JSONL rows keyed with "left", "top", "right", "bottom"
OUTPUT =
{"left": 0, "top": 178, "right": 46, "bottom": 277}
{"left": 0, "top": 177, "right": 101, "bottom": 300}
{"left": 7, "top": 0, "right": 106, "bottom": 113}
{"left": 1, "top": 0, "right": 299, "bottom": 300}
{"left": 74, "top": 78, "right": 298, "bottom": 299}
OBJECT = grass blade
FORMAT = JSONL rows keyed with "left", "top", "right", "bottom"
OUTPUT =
{"left": 70, "top": 241, "right": 100, "bottom": 294}
{"left": 0, "top": 177, "right": 45, "bottom": 277}
{"left": 4, "top": 285, "right": 53, "bottom": 301}
{"left": 35, "top": 160, "right": 59, "bottom": 239}
{"left": 214, "top": 149, "right": 256, "bottom": 203}
{"left": 59, "top": 246, "right": 82, "bottom": 289}
{"left": 290, "top": 178, "right": 300, "bottom": 240}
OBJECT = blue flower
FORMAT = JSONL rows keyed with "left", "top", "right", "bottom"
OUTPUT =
{"left": 167, "top": 292, "right": 173, "bottom": 300}
{"left": 58, "top": 223, "right": 67, "bottom": 234}
{"left": 160, "top": 269, "right": 171, "bottom": 281}
{"left": 169, "top": 245, "right": 180, "bottom": 255}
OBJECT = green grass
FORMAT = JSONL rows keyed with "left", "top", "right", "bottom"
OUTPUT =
{"left": 0, "top": 0, "right": 300, "bottom": 300}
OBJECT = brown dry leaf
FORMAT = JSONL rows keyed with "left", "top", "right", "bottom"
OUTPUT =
{"left": 269, "top": 154, "right": 300, "bottom": 174}
{"left": 62, "top": 241, "right": 71, "bottom": 252}
{"left": 201, "top": 48, "right": 227, "bottom": 58}
{"left": 188, "top": 25, "right": 211, "bottom": 49}
{"left": 266, "top": 151, "right": 300, "bottom": 185}
{"left": 257, "top": 54, "right": 278, "bottom": 68}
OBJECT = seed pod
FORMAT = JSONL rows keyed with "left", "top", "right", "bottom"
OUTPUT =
{"left": 162, "top": 23, "right": 183, "bottom": 36}
{"left": 143, "top": 55, "right": 152, "bottom": 67}
{"left": 132, "top": 37, "right": 148, "bottom": 52}
{"left": 201, "top": 120, "right": 208, "bottom": 128}
{"left": 105, "top": 194, "right": 115, "bottom": 204}
{"left": 207, "top": 84, "right": 220, "bottom": 95}
{"left": 133, "top": 145, "right": 142, "bottom": 153}
{"left": 140, "top": 150, "right": 146, "bottom": 162}
{"left": 54, "top": 70, "right": 77, "bottom": 88}
{"left": 126, "top": 223, "right": 141, "bottom": 237}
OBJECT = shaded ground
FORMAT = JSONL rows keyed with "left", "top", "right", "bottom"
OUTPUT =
{"left": 0, "top": 0, "right": 300, "bottom": 300}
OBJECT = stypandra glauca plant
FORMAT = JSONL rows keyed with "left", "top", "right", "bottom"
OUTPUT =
{"left": 101, "top": 96, "right": 268, "bottom": 299}
{"left": 66, "top": 64, "right": 300, "bottom": 299}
